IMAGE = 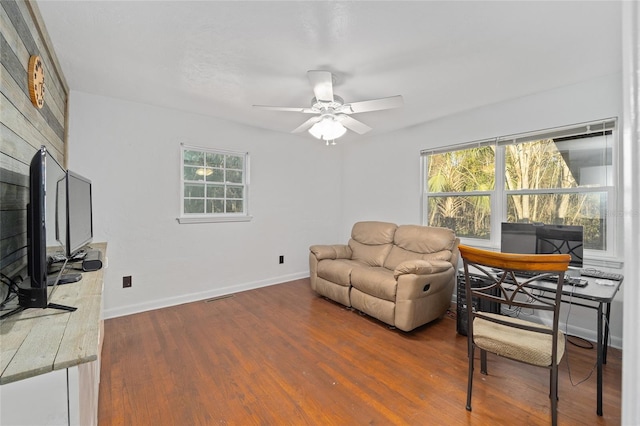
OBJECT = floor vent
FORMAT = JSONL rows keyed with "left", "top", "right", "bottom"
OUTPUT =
{"left": 204, "top": 294, "right": 234, "bottom": 303}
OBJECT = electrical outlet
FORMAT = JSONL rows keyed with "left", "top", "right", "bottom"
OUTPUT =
{"left": 279, "top": 255, "right": 284, "bottom": 264}
{"left": 123, "top": 276, "right": 132, "bottom": 288}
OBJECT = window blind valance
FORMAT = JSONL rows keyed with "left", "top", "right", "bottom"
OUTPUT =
{"left": 420, "top": 118, "right": 616, "bottom": 155}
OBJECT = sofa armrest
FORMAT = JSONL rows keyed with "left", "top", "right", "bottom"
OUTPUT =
{"left": 393, "top": 259, "right": 452, "bottom": 279}
{"left": 309, "top": 244, "right": 352, "bottom": 260}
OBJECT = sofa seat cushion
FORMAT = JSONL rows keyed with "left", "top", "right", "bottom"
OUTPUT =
{"left": 317, "top": 259, "right": 363, "bottom": 286}
{"left": 350, "top": 266, "right": 397, "bottom": 302}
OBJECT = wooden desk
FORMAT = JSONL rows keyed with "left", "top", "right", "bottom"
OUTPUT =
{"left": 0, "top": 242, "right": 106, "bottom": 425}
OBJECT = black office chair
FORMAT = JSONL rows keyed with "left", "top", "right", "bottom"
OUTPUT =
{"left": 458, "top": 244, "right": 571, "bottom": 426}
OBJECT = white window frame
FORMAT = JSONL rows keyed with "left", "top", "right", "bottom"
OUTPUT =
{"left": 421, "top": 118, "right": 621, "bottom": 266}
{"left": 178, "top": 144, "right": 252, "bottom": 224}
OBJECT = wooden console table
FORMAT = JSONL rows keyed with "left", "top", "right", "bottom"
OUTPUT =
{"left": 0, "top": 242, "right": 106, "bottom": 425}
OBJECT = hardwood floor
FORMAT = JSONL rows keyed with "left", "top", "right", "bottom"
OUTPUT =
{"left": 99, "top": 279, "right": 621, "bottom": 425}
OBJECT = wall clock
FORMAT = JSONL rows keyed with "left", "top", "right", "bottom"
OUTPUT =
{"left": 28, "top": 55, "right": 45, "bottom": 109}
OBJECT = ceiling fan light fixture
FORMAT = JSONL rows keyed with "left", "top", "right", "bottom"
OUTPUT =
{"left": 308, "top": 116, "right": 347, "bottom": 141}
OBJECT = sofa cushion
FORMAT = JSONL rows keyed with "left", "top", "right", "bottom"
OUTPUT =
{"left": 317, "top": 259, "right": 362, "bottom": 286}
{"left": 384, "top": 247, "right": 453, "bottom": 271}
{"left": 351, "top": 221, "right": 397, "bottom": 245}
{"left": 350, "top": 266, "right": 397, "bottom": 302}
{"left": 394, "top": 225, "right": 456, "bottom": 253}
{"left": 349, "top": 240, "right": 393, "bottom": 267}
{"left": 348, "top": 221, "right": 397, "bottom": 266}
{"left": 383, "top": 225, "right": 456, "bottom": 270}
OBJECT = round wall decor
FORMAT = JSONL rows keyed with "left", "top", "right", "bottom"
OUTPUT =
{"left": 28, "top": 55, "right": 45, "bottom": 109}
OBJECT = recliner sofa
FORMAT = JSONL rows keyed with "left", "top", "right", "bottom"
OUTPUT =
{"left": 309, "top": 221, "right": 460, "bottom": 332}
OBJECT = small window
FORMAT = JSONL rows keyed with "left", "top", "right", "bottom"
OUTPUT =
{"left": 178, "top": 144, "right": 251, "bottom": 223}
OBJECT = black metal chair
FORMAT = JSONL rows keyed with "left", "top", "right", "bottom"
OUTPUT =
{"left": 458, "top": 244, "right": 571, "bottom": 426}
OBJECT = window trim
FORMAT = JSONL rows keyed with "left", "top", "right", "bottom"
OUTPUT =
{"left": 421, "top": 118, "right": 620, "bottom": 265}
{"left": 177, "top": 143, "right": 252, "bottom": 224}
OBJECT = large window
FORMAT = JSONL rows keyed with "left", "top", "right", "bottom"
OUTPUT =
{"left": 178, "top": 144, "right": 250, "bottom": 223}
{"left": 422, "top": 119, "right": 617, "bottom": 258}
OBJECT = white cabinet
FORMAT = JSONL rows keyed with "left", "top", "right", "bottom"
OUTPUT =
{"left": 0, "top": 243, "right": 106, "bottom": 426}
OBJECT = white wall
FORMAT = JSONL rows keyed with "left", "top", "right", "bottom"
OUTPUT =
{"left": 340, "top": 73, "right": 625, "bottom": 346}
{"left": 67, "top": 91, "right": 343, "bottom": 318}
{"left": 66, "top": 72, "right": 626, "bottom": 345}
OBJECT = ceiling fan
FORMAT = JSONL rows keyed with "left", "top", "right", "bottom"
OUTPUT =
{"left": 253, "top": 70, "right": 403, "bottom": 143}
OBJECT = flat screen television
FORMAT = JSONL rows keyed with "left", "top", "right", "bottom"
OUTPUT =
{"left": 2, "top": 147, "right": 76, "bottom": 319}
{"left": 65, "top": 171, "right": 93, "bottom": 258}
{"left": 500, "top": 222, "right": 584, "bottom": 268}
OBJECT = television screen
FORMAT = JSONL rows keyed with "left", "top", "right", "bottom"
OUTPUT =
{"left": 501, "top": 222, "right": 584, "bottom": 268}
{"left": 1, "top": 147, "right": 77, "bottom": 319}
{"left": 66, "top": 171, "right": 93, "bottom": 258}
{"left": 46, "top": 152, "right": 68, "bottom": 285}
{"left": 18, "top": 147, "right": 65, "bottom": 308}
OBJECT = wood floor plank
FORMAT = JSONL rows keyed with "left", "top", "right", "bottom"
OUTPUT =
{"left": 99, "top": 279, "right": 621, "bottom": 425}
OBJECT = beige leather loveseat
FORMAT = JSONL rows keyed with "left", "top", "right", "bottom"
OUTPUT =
{"left": 309, "top": 221, "right": 460, "bottom": 332}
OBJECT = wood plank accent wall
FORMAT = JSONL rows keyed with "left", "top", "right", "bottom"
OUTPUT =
{"left": 0, "top": 0, "right": 68, "bottom": 287}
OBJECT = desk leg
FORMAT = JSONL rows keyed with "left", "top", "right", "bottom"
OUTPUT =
{"left": 597, "top": 302, "right": 603, "bottom": 416}
{"left": 603, "top": 302, "right": 611, "bottom": 364}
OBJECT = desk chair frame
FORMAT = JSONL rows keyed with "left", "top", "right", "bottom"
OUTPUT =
{"left": 459, "top": 244, "right": 571, "bottom": 426}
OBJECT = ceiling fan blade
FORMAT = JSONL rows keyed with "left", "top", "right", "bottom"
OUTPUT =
{"left": 253, "top": 105, "right": 315, "bottom": 113}
{"left": 337, "top": 115, "right": 372, "bottom": 135}
{"left": 307, "top": 70, "right": 334, "bottom": 103}
{"left": 347, "top": 95, "right": 404, "bottom": 114}
{"left": 291, "top": 116, "right": 322, "bottom": 133}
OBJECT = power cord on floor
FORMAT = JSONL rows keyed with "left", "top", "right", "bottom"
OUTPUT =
{"left": 563, "top": 287, "right": 604, "bottom": 387}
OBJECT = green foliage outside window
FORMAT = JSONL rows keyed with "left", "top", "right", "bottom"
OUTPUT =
{"left": 183, "top": 148, "right": 246, "bottom": 215}
{"left": 427, "top": 146, "right": 494, "bottom": 239}
{"left": 425, "top": 134, "right": 611, "bottom": 250}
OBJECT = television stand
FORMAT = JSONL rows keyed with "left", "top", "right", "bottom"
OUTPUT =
{"left": 0, "top": 302, "right": 77, "bottom": 320}
{"left": 46, "top": 303, "right": 77, "bottom": 312}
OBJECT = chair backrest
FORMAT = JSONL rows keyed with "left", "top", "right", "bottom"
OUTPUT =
{"left": 458, "top": 244, "right": 571, "bottom": 337}
{"left": 535, "top": 225, "right": 583, "bottom": 267}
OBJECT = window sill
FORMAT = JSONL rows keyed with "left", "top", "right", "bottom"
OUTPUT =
{"left": 177, "top": 215, "right": 253, "bottom": 224}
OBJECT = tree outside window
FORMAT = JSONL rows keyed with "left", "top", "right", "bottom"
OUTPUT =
{"left": 423, "top": 120, "right": 615, "bottom": 255}
{"left": 179, "top": 145, "right": 250, "bottom": 223}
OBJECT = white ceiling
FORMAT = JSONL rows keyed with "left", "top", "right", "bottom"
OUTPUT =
{"left": 36, "top": 1, "right": 622, "bottom": 141}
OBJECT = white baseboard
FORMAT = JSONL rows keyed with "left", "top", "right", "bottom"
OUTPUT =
{"left": 103, "top": 272, "right": 310, "bottom": 319}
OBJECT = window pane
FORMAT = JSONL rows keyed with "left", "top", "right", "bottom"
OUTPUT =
{"left": 184, "top": 199, "right": 204, "bottom": 214}
{"left": 207, "top": 185, "right": 224, "bottom": 198}
{"left": 507, "top": 192, "right": 607, "bottom": 250}
{"left": 184, "top": 150, "right": 204, "bottom": 166}
{"left": 206, "top": 199, "right": 224, "bottom": 213}
{"left": 226, "top": 186, "right": 243, "bottom": 198}
{"left": 226, "top": 170, "right": 243, "bottom": 183}
{"left": 206, "top": 153, "right": 225, "bottom": 168}
{"left": 505, "top": 135, "right": 612, "bottom": 190}
{"left": 427, "top": 195, "right": 491, "bottom": 239}
{"left": 205, "top": 169, "right": 224, "bottom": 182}
{"left": 182, "top": 146, "right": 248, "bottom": 219}
{"left": 184, "top": 183, "right": 204, "bottom": 197}
{"left": 184, "top": 166, "right": 204, "bottom": 181}
{"left": 226, "top": 200, "right": 243, "bottom": 213}
{"left": 226, "top": 155, "right": 243, "bottom": 169}
{"left": 427, "top": 146, "right": 495, "bottom": 193}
